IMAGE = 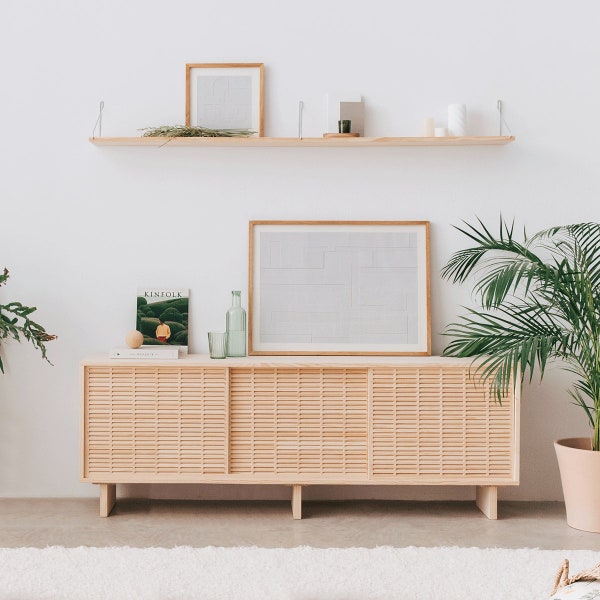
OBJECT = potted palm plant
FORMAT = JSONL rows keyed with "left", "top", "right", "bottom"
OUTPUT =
{"left": 441, "top": 218, "right": 600, "bottom": 532}
{"left": 0, "top": 268, "right": 56, "bottom": 373}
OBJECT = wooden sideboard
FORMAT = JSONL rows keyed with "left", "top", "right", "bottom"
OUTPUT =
{"left": 81, "top": 355, "right": 519, "bottom": 519}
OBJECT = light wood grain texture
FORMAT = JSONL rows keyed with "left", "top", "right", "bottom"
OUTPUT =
{"left": 81, "top": 366, "right": 88, "bottom": 482}
{"left": 82, "top": 473, "right": 519, "bottom": 485}
{"left": 229, "top": 368, "right": 369, "bottom": 475}
{"left": 476, "top": 485, "right": 498, "bottom": 519}
{"left": 82, "top": 354, "right": 480, "bottom": 367}
{"left": 82, "top": 358, "right": 518, "bottom": 519}
{"left": 292, "top": 485, "right": 302, "bottom": 519}
{"left": 89, "top": 136, "right": 515, "bottom": 147}
{"left": 100, "top": 484, "right": 116, "bottom": 517}
{"left": 513, "top": 370, "right": 522, "bottom": 484}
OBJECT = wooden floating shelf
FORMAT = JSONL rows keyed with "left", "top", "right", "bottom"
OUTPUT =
{"left": 89, "top": 135, "right": 515, "bottom": 148}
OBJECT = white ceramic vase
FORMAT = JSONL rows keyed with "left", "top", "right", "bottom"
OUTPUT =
{"left": 554, "top": 437, "right": 600, "bottom": 532}
{"left": 447, "top": 104, "right": 467, "bottom": 136}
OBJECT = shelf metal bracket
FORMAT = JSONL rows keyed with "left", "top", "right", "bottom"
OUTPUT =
{"left": 497, "top": 99, "right": 512, "bottom": 136}
{"left": 298, "top": 100, "right": 304, "bottom": 140}
{"left": 92, "top": 100, "right": 105, "bottom": 139}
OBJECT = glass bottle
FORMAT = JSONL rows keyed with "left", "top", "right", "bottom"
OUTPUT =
{"left": 226, "top": 290, "right": 246, "bottom": 357}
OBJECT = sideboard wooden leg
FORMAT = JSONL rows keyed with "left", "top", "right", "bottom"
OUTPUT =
{"left": 291, "top": 485, "right": 302, "bottom": 520}
{"left": 476, "top": 485, "right": 498, "bottom": 519}
{"left": 99, "top": 483, "right": 116, "bottom": 517}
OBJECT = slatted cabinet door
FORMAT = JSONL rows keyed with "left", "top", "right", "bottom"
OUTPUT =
{"left": 229, "top": 368, "right": 369, "bottom": 479}
{"left": 370, "top": 367, "right": 517, "bottom": 484}
{"left": 83, "top": 366, "right": 228, "bottom": 479}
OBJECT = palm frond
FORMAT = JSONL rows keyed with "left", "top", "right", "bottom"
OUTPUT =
{"left": 441, "top": 218, "right": 551, "bottom": 309}
{"left": 443, "top": 303, "right": 566, "bottom": 400}
{"left": 442, "top": 218, "right": 600, "bottom": 448}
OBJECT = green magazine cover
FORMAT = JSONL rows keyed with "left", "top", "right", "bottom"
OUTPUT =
{"left": 136, "top": 288, "right": 189, "bottom": 354}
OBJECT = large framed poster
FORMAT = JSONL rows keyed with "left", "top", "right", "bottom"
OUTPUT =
{"left": 249, "top": 221, "right": 430, "bottom": 355}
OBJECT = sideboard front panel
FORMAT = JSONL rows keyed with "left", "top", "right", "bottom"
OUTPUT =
{"left": 83, "top": 359, "right": 517, "bottom": 488}
{"left": 229, "top": 368, "right": 369, "bottom": 476}
{"left": 84, "top": 366, "right": 228, "bottom": 477}
{"left": 371, "top": 367, "right": 515, "bottom": 481}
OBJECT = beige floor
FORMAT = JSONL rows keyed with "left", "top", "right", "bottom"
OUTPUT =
{"left": 1, "top": 498, "right": 600, "bottom": 550}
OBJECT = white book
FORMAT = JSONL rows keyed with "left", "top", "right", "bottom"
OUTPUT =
{"left": 109, "top": 347, "right": 179, "bottom": 359}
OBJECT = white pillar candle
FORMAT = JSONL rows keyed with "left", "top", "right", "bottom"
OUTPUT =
{"left": 434, "top": 127, "right": 448, "bottom": 137}
{"left": 423, "top": 118, "right": 435, "bottom": 137}
{"left": 448, "top": 103, "right": 467, "bottom": 136}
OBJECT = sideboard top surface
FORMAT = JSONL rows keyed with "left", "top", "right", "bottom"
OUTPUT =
{"left": 82, "top": 354, "right": 479, "bottom": 368}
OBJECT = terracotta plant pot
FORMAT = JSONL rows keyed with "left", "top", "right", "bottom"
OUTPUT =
{"left": 554, "top": 437, "right": 600, "bottom": 532}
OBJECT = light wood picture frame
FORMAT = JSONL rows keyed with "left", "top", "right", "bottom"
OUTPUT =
{"left": 249, "top": 220, "right": 431, "bottom": 355}
{"left": 185, "top": 63, "right": 264, "bottom": 136}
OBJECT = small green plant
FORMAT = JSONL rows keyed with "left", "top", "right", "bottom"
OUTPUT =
{"left": 0, "top": 268, "right": 56, "bottom": 373}
{"left": 441, "top": 219, "right": 600, "bottom": 450}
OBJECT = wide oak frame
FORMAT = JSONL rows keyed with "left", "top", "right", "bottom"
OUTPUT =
{"left": 248, "top": 221, "right": 431, "bottom": 356}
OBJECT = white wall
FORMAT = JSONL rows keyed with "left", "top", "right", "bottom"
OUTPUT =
{"left": 1, "top": 0, "right": 597, "bottom": 501}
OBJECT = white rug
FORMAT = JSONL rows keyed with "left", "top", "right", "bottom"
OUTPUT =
{"left": 1, "top": 546, "right": 599, "bottom": 599}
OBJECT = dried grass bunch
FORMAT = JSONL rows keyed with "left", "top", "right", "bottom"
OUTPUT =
{"left": 141, "top": 125, "right": 255, "bottom": 138}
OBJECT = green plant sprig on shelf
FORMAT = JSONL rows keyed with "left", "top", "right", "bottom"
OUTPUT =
{"left": 140, "top": 125, "right": 256, "bottom": 138}
{"left": 0, "top": 268, "right": 57, "bottom": 373}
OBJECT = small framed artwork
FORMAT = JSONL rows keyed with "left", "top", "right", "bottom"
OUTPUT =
{"left": 249, "top": 221, "right": 431, "bottom": 356}
{"left": 185, "top": 63, "right": 264, "bottom": 136}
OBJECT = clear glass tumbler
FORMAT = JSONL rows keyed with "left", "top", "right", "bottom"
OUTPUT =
{"left": 208, "top": 332, "right": 228, "bottom": 359}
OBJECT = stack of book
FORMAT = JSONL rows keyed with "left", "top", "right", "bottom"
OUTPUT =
{"left": 109, "top": 346, "right": 179, "bottom": 360}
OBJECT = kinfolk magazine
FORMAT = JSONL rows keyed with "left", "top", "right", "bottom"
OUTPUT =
{"left": 135, "top": 288, "right": 189, "bottom": 355}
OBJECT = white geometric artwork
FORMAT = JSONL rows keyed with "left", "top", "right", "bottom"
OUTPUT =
{"left": 250, "top": 222, "right": 430, "bottom": 355}
{"left": 196, "top": 76, "right": 252, "bottom": 129}
{"left": 186, "top": 64, "right": 263, "bottom": 135}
